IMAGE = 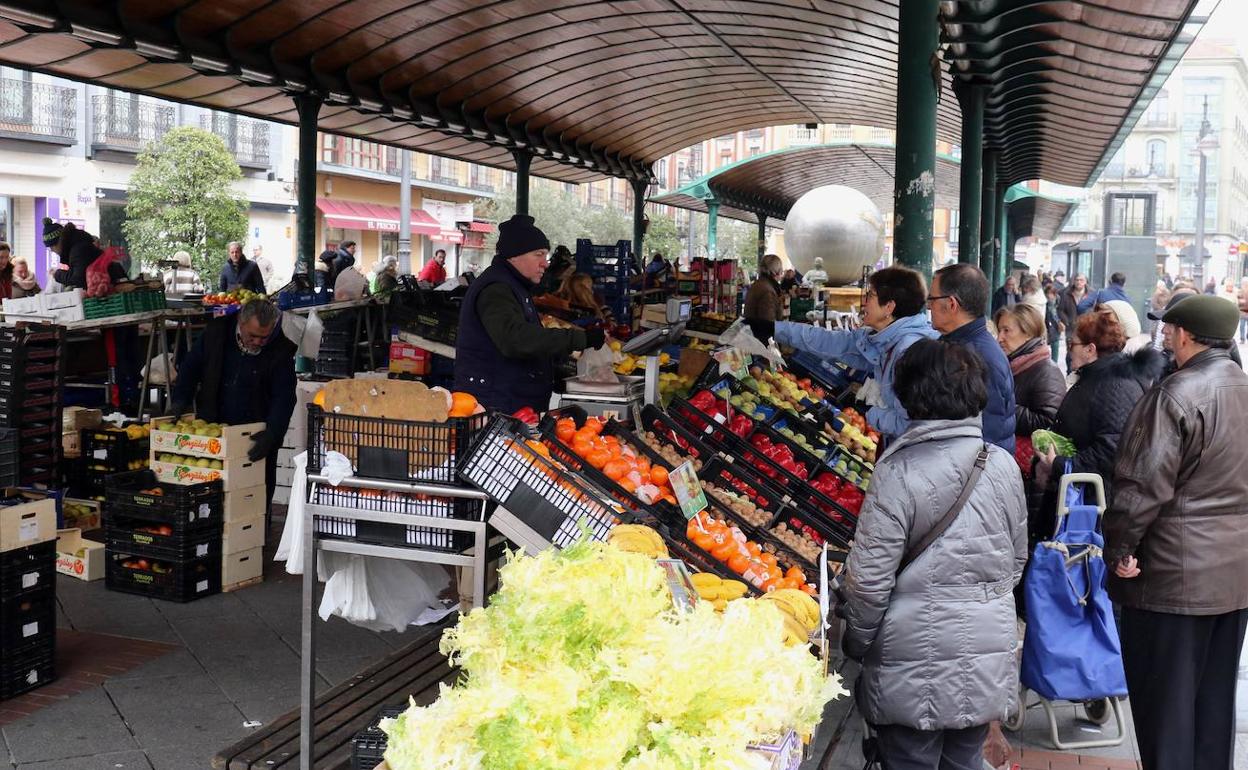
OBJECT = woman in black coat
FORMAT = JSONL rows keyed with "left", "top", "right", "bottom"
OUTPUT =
{"left": 994, "top": 304, "right": 1066, "bottom": 475}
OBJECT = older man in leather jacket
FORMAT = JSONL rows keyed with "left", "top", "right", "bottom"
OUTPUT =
{"left": 1105, "top": 294, "right": 1248, "bottom": 770}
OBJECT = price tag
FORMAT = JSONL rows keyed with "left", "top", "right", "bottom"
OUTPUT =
{"left": 669, "top": 461, "right": 708, "bottom": 520}
{"left": 93, "top": 449, "right": 108, "bottom": 460}
{"left": 18, "top": 518, "right": 37, "bottom": 542}
{"left": 656, "top": 558, "right": 698, "bottom": 612}
{"left": 21, "top": 572, "right": 37, "bottom": 589}
{"left": 22, "top": 621, "right": 38, "bottom": 638}
{"left": 747, "top": 730, "right": 802, "bottom": 770}
{"left": 716, "top": 347, "right": 749, "bottom": 380}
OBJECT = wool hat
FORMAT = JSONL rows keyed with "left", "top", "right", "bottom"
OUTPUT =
{"left": 495, "top": 214, "right": 549, "bottom": 261}
{"left": 1161, "top": 293, "right": 1240, "bottom": 339}
{"left": 41, "top": 217, "right": 63, "bottom": 246}
{"left": 1102, "top": 300, "right": 1141, "bottom": 339}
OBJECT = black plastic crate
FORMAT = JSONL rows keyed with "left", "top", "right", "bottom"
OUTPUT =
{"left": 104, "top": 513, "right": 222, "bottom": 560}
{"left": 458, "top": 415, "right": 629, "bottom": 548}
{"left": 0, "top": 427, "right": 18, "bottom": 487}
{"left": 0, "top": 324, "right": 65, "bottom": 349}
{"left": 104, "top": 470, "right": 224, "bottom": 524}
{"left": 0, "top": 587, "right": 55, "bottom": 651}
{"left": 314, "top": 352, "right": 354, "bottom": 379}
{"left": 0, "top": 389, "right": 56, "bottom": 414}
{"left": 0, "top": 403, "right": 58, "bottom": 429}
{"left": 307, "top": 405, "right": 487, "bottom": 486}
{"left": 79, "top": 428, "right": 149, "bottom": 474}
{"left": 636, "top": 404, "right": 718, "bottom": 469}
{"left": 104, "top": 549, "right": 222, "bottom": 602}
{"left": 0, "top": 638, "right": 55, "bottom": 700}
{"left": 351, "top": 705, "right": 407, "bottom": 770}
{"left": 0, "top": 541, "right": 55, "bottom": 598}
{"left": 309, "top": 484, "right": 483, "bottom": 553}
{"left": 19, "top": 448, "right": 61, "bottom": 488}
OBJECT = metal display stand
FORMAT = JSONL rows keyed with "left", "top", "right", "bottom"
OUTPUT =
{"left": 298, "top": 474, "right": 495, "bottom": 770}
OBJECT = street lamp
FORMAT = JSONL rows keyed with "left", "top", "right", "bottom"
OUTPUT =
{"left": 1192, "top": 96, "right": 1218, "bottom": 283}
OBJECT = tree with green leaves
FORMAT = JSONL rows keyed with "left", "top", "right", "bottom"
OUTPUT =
{"left": 123, "top": 126, "right": 249, "bottom": 283}
{"left": 641, "top": 211, "right": 682, "bottom": 263}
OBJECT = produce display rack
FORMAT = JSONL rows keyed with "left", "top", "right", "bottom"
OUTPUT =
{"left": 575, "top": 238, "right": 633, "bottom": 324}
{"left": 0, "top": 325, "right": 64, "bottom": 488}
{"left": 0, "top": 539, "right": 56, "bottom": 700}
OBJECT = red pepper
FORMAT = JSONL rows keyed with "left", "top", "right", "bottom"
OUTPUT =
{"left": 511, "top": 406, "right": 539, "bottom": 425}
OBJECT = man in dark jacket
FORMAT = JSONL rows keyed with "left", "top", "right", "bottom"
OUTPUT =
{"left": 315, "top": 240, "right": 357, "bottom": 290}
{"left": 990, "top": 274, "right": 1020, "bottom": 315}
{"left": 929, "top": 263, "right": 1016, "bottom": 452}
{"left": 45, "top": 218, "right": 103, "bottom": 290}
{"left": 218, "top": 241, "right": 266, "bottom": 294}
{"left": 454, "top": 215, "right": 604, "bottom": 415}
{"left": 1077, "top": 271, "right": 1131, "bottom": 313}
{"left": 1105, "top": 295, "right": 1248, "bottom": 770}
{"left": 171, "top": 299, "right": 296, "bottom": 516}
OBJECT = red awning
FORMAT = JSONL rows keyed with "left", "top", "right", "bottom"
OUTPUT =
{"left": 316, "top": 198, "right": 440, "bottom": 236}
{"left": 464, "top": 221, "right": 494, "bottom": 233}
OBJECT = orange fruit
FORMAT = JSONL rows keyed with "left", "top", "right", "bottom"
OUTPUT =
{"left": 746, "top": 542, "right": 762, "bottom": 557}
{"left": 449, "top": 392, "right": 478, "bottom": 418}
{"left": 603, "top": 460, "right": 629, "bottom": 480}
{"left": 692, "top": 531, "right": 715, "bottom": 551}
{"left": 584, "top": 419, "right": 605, "bottom": 435}
{"left": 779, "top": 577, "right": 801, "bottom": 590}
{"left": 711, "top": 541, "right": 737, "bottom": 561}
{"left": 800, "top": 583, "right": 818, "bottom": 596}
{"left": 588, "top": 450, "right": 612, "bottom": 469}
{"left": 761, "top": 577, "right": 781, "bottom": 592}
{"left": 785, "top": 566, "right": 806, "bottom": 583}
{"left": 662, "top": 493, "right": 677, "bottom": 505}
{"left": 619, "top": 476, "right": 638, "bottom": 494}
{"left": 555, "top": 423, "right": 576, "bottom": 443}
{"left": 649, "top": 466, "right": 669, "bottom": 485}
{"left": 727, "top": 554, "right": 751, "bottom": 574}
{"left": 759, "top": 552, "right": 778, "bottom": 568}
{"left": 527, "top": 440, "right": 550, "bottom": 458}
{"left": 572, "top": 437, "right": 594, "bottom": 457}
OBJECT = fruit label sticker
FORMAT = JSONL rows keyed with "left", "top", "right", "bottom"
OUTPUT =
{"left": 18, "top": 518, "right": 37, "bottom": 542}
{"left": 656, "top": 558, "right": 698, "bottom": 612}
{"left": 669, "top": 461, "right": 707, "bottom": 520}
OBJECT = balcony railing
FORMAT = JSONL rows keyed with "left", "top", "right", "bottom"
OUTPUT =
{"left": 200, "top": 113, "right": 270, "bottom": 168}
{"left": 787, "top": 126, "right": 819, "bottom": 145}
{"left": 429, "top": 173, "right": 461, "bottom": 187}
{"left": 0, "top": 78, "right": 76, "bottom": 143}
{"left": 92, "top": 95, "right": 173, "bottom": 153}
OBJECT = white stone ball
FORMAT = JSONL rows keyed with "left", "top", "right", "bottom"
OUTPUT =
{"left": 783, "top": 185, "right": 885, "bottom": 285}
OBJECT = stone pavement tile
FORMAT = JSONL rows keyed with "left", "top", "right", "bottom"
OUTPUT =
{"left": 317, "top": 654, "right": 381, "bottom": 688}
{"left": 109, "top": 648, "right": 207, "bottom": 682}
{"left": 152, "top": 588, "right": 251, "bottom": 622}
{"left": 196, "top": 647, "right": 308, "bottom": 705}
{"left": 1, "top": 687, "right": 137, "bottom": 764}
{"left": 145, "top": 741, "right": 255, "bottom": 770}
{"left": 166, "top": 611, "right": 291, "bottom": 663}
{"left": 231, "top": 692, "right": 304, "bottom": 726}
{"left": 15, "top": 749, "right": 154, "bottom": 770}
{"left": 105, "top": 673, "right": 243, "bottom": 751}
{"left": 289, "top": 615, "right": 398, "bottom": 661}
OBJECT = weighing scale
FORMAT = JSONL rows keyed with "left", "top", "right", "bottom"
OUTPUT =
{"left": 558, "top": 298, "right": 691, "bottom": 420}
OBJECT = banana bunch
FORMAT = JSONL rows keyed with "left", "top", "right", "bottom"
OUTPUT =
{"left": 690, "top": 572, "right": 748, "bottom": 611}
{"left": 763, "top": 588, "right": 822, "bottom": 647}
{"left": 608, "top": 524, "right": 669, "bottom": 559}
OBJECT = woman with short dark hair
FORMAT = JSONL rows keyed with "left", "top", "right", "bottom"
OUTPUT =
{"left": 775, "top": 266, "right": 937, "bottom": 441}
{"left": 841, "top": 339, "right": 1028, "bottom": 770}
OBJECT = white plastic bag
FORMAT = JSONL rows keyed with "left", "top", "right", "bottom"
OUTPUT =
{"left": 333, "top": 267, "right": 369, "bottom": 301}
{"left": 717, "top": 319, "right": 784, "bottom": 369}
{"left": 576, "top": 343, "right": 620, "bottom": 384}
{"left": 141, "top": 354, "right": 175, "bottom": 385}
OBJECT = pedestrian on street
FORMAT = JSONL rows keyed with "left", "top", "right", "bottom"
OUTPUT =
{"left": 1077, "top": 271, "right": 1131, "bottom": 313}
{"left": 219, "top": 241, "right": 265, "bottom": 294}
{"left": 993, "top": 303, "right": 1065, "bottom": 475}
{"left": 927, "top": 263, "right": 1017, "bottom": 452}
{"left": 990, "top": 274, "right": 1021, "bottom": 315}
{"left": 1105, "top": 294, "right": 1248, "bottom": 770}
{"left": 418, "top": 249, "right": 448, "bottom": 288}
{"left": 839, "top": 339, "right": 1027, "bottom": 770}
{"left": 743, "top": 254, "right": 785, "bottom": 344}
{"left": 1043, "top": 283, "right": 1062, "bottom": 362}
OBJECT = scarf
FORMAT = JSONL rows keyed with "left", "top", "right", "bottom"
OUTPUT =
{"left": 12, "top": 271, "right": 35, "bottom": 291}
{"left": 1008, "top": 338, "right": 1051, "bottom": 376}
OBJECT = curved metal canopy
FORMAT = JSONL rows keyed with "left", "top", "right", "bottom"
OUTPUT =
{"left": 0, "top": 1, "right": 1201, "bottom": 189}
{"left": 1003, "top": 184, "right": 1079, "bottom": 242}
{"left": 943, "top": 0, "right": 1203, "bottom": 187}
{"left": 649, "top": 142, "right": 961, "bottom": 228}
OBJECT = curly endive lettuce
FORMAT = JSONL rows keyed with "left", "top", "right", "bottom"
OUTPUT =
{"left": 1032, "top": 429, "right": 1076, "bottom": 456}
{"left": 381, "top": 539, "right": 845, "bottom": 770}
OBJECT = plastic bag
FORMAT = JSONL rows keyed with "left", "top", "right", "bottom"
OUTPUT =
{"left": 717, "top": 319, "right": 784, "bottom": 369}
{"left": 576, "top": 343, "right": 619, "bottom": 384}
{"left": 333, "top": 267, "right": 369, "bottom": 301}
{"left": 141, "top": 354, "right": 176, "bottom": 385}
{"left": 85, "top": 247, "right": 122, "bottom": 298}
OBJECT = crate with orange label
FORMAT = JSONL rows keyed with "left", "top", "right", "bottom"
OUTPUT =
{"left": 148, "top": 416, "right": 264, "bottom": 460}
{"left": 149, "top": 452, "right": 264, "bottom": 491}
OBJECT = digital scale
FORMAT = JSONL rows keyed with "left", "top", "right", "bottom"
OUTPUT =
{"left": 557, "top": 298, "right": 692, "bottom": 422}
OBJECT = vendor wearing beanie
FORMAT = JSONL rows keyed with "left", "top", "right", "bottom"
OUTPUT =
{"left": 454, "top": 214, "right": 606, "bottom": 414}
{"left": 44, "top": 217, "right": 104, "bottom": 290}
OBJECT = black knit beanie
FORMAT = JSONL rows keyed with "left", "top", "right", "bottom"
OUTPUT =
{"left": 495, "top": 214, "right": 550, "bottom": 260}
{"left": 42, "top": 217, "right": 63, "bottom": 247}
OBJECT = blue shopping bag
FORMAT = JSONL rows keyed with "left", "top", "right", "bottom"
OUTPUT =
{"left": 1019, "top": 467, "right": 1128, "bottom": 701}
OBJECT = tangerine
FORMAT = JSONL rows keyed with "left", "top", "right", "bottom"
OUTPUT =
{"left": 555, "top": 423, "right": 577, "bottom": 443}
{"left": 619, "top": 476, "right": 638, "bottom": 494}
{"left": 711, "top": 541, "right": 737, "bottom": 561}
{"left": 692, "top": 531, "right": 716, "bottom": 551}
{"left": 649, "top": 466, "right": 670, "bottom": 485}
{"left": 572, "top": 437, "right": 594, "bottom": 456}
{"left": 761, "top": 577, "right": 781, "bottom": 592}
{"left": 587, "top": 450, "right": 612, "bottom": 469}
{"left": 448, "top": 392, "right": 479, "bottom": 418}
{"left": 785, "top": 566, "right": 806, "bottom": 583}
{"left": 800, "top": 583, "right": 818, "bottom": 596}
{"left": 759, "top": 552, "right": 779, "bottom": 568}
{"left": 584, "top": 419, "right": 605, "bottom": 435}
{"left": 727, "top": 554, "right": 751, "bottom": 574}
{"left": 603, "top": 460, "right": 629, "bottom": 480}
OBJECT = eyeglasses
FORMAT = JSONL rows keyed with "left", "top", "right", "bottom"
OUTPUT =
{"left": 925, "top": 294, "right": 951, "bottom": 304}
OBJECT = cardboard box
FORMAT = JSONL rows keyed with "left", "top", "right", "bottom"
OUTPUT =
{"left": 63, "top": 407, "right": 103, "bottom": 433}
{"left": 0, "top": 497, "right": 57, "bottom": 552}
{"left": 641, "top": 304, "right": 668, "bottom": 326}
{"left": 149, "top": 419, "right": 263, "bottom": 460}
{"left": 39, "top": 288, "right": 84, "bottom": 311}
{"left": 2, "top": 296, "right": 41, "bottom": 315}
{"left": 388, "top": 342, "right": 431, "bottom": 375}
{"left": 222, "top": 546, "right": 263, "bottom": 586}
{"left": 55, "top": 528, "right": 104, "bottom": 581}
{"left": 149, "top": 456, "right": 264, "bottom": 491}
{"left": 63, "top": 431, "right": 80, "bottom": 458}
{"left": 52, "top": 305, "right": 85, "bottom": 324}
{"left": 224, "top": 485, "right": 266, "bottom": 521}
{"left": 62, "top": 498, "right": 101, "bottom": 531}
{"left": 223, "top": 514, "right": 265, "bottom": 555}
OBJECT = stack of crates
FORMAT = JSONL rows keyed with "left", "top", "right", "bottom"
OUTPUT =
{"left": 67, "top": 423, "right": 149, "bottom": 501}
{"left": 575, "top": 239, "right": 632, "bottom": 324}
{"left": 0, "top": 492, "right": 58, "bottom": 699}
{"left": 0, "top": 325, "right": 64, "bottom": 488}
{"left": 103, "top": 470, "right": 225, "bottom": 602}
{"left": 315, "top": 328, "right": 355, "bottom": 379}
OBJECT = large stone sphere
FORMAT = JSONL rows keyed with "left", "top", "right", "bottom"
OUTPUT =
{"left": 783, "top": 185, "right": 885, "bottom": 285}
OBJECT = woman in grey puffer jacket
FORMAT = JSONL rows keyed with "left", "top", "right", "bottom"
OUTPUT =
{"left": 840, "top": 339, "right": 1029, "bottom": 768}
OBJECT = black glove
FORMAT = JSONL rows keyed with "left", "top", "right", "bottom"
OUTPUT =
{"left": 583, "top": 328, "right": 606, "bottom": 351}
{"left": 169, "top": 402, "right": 189, "bottom": 419}
{"left": 247, "top": 429, "right": 275, "bottom": 462}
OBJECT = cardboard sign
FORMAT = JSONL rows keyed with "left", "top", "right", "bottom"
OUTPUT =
{"left": 669, "top": 461, "right": 708, "bottom": 520}
{"left": 656, "top": 558, "right": 698, "bottom": 612}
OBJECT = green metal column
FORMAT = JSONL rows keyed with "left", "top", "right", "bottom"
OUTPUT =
{"left": 512, "top": 150, "right": 532, "bottom": 216}
{"left": 980, "top": 149, "right": 998, "bottom": 281}
{"left": 631, "top": 178, "right": 648, "bottom": 261}
{"left": 955, "top": 83, "right": 984, "bottom": 265}
{"left": 891, "top": 0, "right": 940, "bottom": 279}
{"left": 996, "top": 186, "right": 1009, "bottom": 288}
{"left": 294, "top": 94, "right": 321, "bottom": 278}
{"left": 707, "top": 201, "right": 720, "bottom": 259}
{"left": 757, "top": 212, "right": 767, "bottom": 261}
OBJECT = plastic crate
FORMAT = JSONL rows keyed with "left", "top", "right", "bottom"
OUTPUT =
{"left": 0, "top": 587, "right": 55, "bottom": 650}
{"left": 104, "top": 549, "right": 222, "bottom": 602}
{"left": 637, "top": 405, "right": 719, "bottom": 468}
{"left": 104, "top": 470, "right": 224, "bottom": 525}
{"left": 314, "top": 352, "right": 354, "bottom": 379}
{"left": 82, "top": 289, "right": 167, "bottom": 320}
{"left": 458, "top": 415, "right": 629, "bottom": 548}
{"left": 104, "top": 512, "right": 222, "bottom": 560}
{"left": 79, "top": 428, "right": 149, "bottom": 474}
{"left": 0, "top": 541, "right": 55, "bottom": 598}
{"left": 277, "top": 287, "right": 331, "bottom": 310}
{"left": 0, "top": 403, "right": 57, "bottom": 430}
{"left": 307, "top": 405, "right": 487, "bottom": 486}
{"left": 351, "top": 705, "right": 407, "bottom": 770}
{"left": 19, "top": 446, "right": 60, "bottom": 488}
{"left": 574, "top": 238, "right": 631, "bottom": 279}
{"left": 309, "top": 483, "right": 484, "bottom": 553}
{"left": 0, "top": 638, "right": 54, "bottom": 700}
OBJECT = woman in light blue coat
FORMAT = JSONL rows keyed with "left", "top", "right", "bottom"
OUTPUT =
{"left": 775, "top": 266, "right": 938, "bottom": 441}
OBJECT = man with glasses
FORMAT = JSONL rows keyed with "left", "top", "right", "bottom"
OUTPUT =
{"left": 170, "top": 299, "right": 297, "bottom": 517}
{"left": 928, "top": 263, "right": 1016, "bottom": 452}
{"left": 454, "top": 214, "right": 606, "bottom": 414}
